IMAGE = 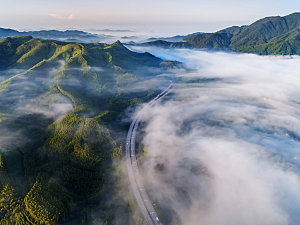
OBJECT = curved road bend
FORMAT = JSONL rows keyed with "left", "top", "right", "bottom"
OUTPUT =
{"left": 126, "top": 84, "right": 173, "bottom": 225}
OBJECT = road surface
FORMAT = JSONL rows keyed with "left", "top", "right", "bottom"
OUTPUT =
{"left": 126, "top": 84, "right": 173, "bottom": 225}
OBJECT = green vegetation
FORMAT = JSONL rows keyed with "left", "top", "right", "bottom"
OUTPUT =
{"left": 160, "top": 61, "right": 183, "bottom": 70}
{"left": 0, "top": 35, "right": 174, "bottom": 224}
{"left": 185, "top": 32, "right": 231, "bottom": 48}
{"left": 0, "top": 153, "right": 10, "bottom": 190}
{"left": 0, "top": 184, "right": 31, "bottom": 225}
{"left": 233, "top": 28, "right": 300, "bottom": 55}
{"left": 0, "top": 177, "right": 63, "bottom": 225}
{"left": 0, "top": 154, "right": 5, "bottom": 170}
{"left": 187, "top": 12, "right": 300, "bottom": 55}
{"left": 144, "top": 12, "right": 300, "bottom": 55}
{"left": 47, "top": 112, "right": 114, "bottom": 167}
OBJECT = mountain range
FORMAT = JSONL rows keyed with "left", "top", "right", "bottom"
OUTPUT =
{"left": 0, "top": 28, "right": 113, "bottom": 43}
{"left": 142, "top": 12, "right": 300, "bottom": 55}
{"left": 144, "top": 32, "right": 203, "bottom": 43}
{"left": 1, "top": 11, "right": 299, "bottom": 225}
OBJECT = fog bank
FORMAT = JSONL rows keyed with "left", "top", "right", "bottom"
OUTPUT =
{"left": 134, "top": 48, "right": 300, "bottom": 225}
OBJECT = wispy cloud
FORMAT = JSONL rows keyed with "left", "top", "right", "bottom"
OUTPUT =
{"left": 49, "top": 13, "right": 73, "bottom": 20}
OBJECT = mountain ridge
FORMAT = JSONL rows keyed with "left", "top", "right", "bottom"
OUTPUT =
{"left": 0, "top": 28, "right": 113, "bottom": 43}
{"left": 142, "top": 12, "right": 300, "bottom": 55}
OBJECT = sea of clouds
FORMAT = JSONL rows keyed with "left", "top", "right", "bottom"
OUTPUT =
{"left": 131, "top": 47, "right": 300, "bottom": 225}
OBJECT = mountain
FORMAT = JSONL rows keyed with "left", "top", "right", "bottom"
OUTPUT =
{"left": 141, "top": 40, "right": 192, "bottom": 48}
{"left": 144, "top": 32, "right": 203, "bottom": 42}
{"left": 92, "top": 29, "right": 134, "bottom": 32}
{"left": 142, "top": 12, "right": 300, "bottom": 55}
{"left": 0, "top": 28, "right": 20, "bottom": 37}
{"left": 0, "top": 28, "right": 114, "bottom": 43}
{"left": 0, "top": 36, "right": 178, "bottom": 224}
{"left": 185, "top": 32, "right": 232, "bottom": 48}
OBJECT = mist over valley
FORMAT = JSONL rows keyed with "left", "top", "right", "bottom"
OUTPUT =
{"left": 0, "top": 4, "right": 300, "bottom": 225}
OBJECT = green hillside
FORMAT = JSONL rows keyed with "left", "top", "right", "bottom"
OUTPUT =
{"left": 0, "top": 36, "right": 176, "bottom": 224}
{"left": 184, "top": 32, "right": 231, "bottom": 48}
{"left": 0, "top": 36, "right": 162, "bottom": 70}
{"left": 143, "top": 12, "right": 300, "bottom": 55}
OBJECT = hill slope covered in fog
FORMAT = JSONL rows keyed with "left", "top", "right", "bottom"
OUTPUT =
{"left": 0, "top": 36, "right": 177, "bottom": 224}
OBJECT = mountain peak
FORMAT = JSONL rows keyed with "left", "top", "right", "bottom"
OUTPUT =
{"left": 106, "top": 40, "right": 128, "bottom": 50}
{"left": 113, "top": 40, "right": 123, "bottom": 46}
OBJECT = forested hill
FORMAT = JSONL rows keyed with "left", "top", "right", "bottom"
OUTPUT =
{"left": 142, "top": 12, "right": 300, "bottom": 55}
{"left": 0, "top": 35, "right": 162, "bottom": 70}
{"left": 0, "top": 36, "right": 178, "bottom": 224}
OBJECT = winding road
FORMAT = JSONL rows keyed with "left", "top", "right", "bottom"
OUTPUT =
{"left": 125, "top": 84, "right": 173, "bottom": 225}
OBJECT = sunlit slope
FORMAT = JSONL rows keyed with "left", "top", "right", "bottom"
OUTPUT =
{"left": 0, "top": 36, "right": 165, "bottom": 116}
{"left": 0, "top": 36, "right": 162, "bottom": 69}
{"left": 187, "top": 12, "right": 300, "bottom": 55}
{"left": 232, "top": 28, "right": 300, "bottom": 55}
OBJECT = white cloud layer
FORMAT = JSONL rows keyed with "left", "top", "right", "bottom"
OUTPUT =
{"left": 135, "top": 48, "right": 300, "bottom": 225}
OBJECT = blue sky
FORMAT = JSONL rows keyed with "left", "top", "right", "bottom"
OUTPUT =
{"left": 1, "top": 0, "right": 299, "bottom": 33}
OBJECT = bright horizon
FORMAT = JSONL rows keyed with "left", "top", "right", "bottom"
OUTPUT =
{"left": 1, "top": 0, "right": 300, "bottom": 34}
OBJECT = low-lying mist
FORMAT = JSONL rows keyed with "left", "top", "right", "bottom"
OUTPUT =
{"left": 134, "top": 48, "right": 300, "bottom": 225}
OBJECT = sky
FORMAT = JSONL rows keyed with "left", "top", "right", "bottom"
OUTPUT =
{"left": 1, "top": 0, "right": 300, "bottom": 34}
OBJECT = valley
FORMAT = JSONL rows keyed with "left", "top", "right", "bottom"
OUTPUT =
{"left": 0, "top": 36, "right": 178, "bottom": 224}
{"left": 0, "top": 9, "right": 300, "bottom": 225}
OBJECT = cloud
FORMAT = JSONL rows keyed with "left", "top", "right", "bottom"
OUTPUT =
{"left": 132, "top": 47, "right": 300, "bottom": 225}
{"left": 49, "top": 13, "right": 73, "bottom": 20}
{"left": 18, "top": 95, "right": 73, "bottom": 120}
